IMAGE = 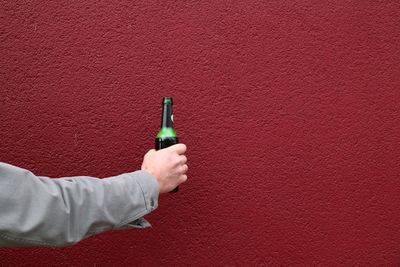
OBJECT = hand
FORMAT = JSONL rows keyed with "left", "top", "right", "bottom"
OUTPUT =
{"left": 141, "top": 144, "right": 188, "bottom": 193}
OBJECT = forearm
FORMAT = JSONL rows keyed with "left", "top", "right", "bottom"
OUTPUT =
{"left": 0, "top": 163, "right": 159, "bottom": 247}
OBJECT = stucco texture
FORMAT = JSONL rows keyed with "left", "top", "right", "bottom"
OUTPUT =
{"left": 1, "top": 1, "right": 400, "bottom": 266}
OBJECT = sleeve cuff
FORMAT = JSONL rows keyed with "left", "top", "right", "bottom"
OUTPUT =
{"left": 125, "top": 170, "right": 159, "bottom": 228}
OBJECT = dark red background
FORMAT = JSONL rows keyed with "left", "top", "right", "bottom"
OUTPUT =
{"left": 1, "top": 1, "right": 400, "bottom": 266}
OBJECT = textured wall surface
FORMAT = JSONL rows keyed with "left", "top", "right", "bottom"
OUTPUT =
{"left": 1, "top": 1, "right": 400, "bottom": 266}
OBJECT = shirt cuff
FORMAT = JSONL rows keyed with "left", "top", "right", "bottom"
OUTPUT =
{"left": 125, "top": 170, "right": 159, "bottom": 228}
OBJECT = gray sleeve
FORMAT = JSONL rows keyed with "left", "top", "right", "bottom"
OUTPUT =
{"left": 0, "top": 162, "right": 159, "bottom": 247}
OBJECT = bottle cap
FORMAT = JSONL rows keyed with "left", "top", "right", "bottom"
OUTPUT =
{"left": 163, "top": 97, "right": 173, "bottom": 105}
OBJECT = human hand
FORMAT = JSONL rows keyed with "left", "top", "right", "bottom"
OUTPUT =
{"left": 141, "top": 144, "right": 188, "bottom": 193}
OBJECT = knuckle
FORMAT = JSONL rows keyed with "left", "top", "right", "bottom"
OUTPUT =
{"left": 181, "top": 144, "right": 187, "bottom": 152}
{"left": 181, "top": 156, "right": 187, "bottom": 163}
{"left": 181, "top": 175, "right": 188, "bottom": 182}
{"left": 173, "top": 156, "right": 181, "bottom": 165}
{"left": 180, "top": 165, "right": 186, "bottom": 173}
{"left": 181, "top": 164, "right": 188, "bottom": 173}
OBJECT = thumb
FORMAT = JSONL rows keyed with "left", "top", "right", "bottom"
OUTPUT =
{"left": 146, "top": 149, "right": 156, "bottom": 156}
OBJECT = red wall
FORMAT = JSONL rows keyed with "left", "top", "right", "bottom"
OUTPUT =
{"left": 1, "top": 1, "right": 400, "bottom": 266}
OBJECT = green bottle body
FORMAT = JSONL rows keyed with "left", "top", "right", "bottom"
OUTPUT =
{"left": 155, "top": 136, "right": 179, "bottom": 150}
{"left": 155, "top": 97, "right": 179, "bottom": 193}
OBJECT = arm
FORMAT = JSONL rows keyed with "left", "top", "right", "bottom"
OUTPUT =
{"left": 0, "top": 162, "right": 159, "bottom": 247}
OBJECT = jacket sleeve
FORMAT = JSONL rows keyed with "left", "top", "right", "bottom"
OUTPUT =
{"left": 0, "top": 162, "right": 159, "bottom": 247}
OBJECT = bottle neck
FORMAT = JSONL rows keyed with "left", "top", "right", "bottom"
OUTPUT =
{"left": 161, "top": 103, "right": 173, "bottom": 128}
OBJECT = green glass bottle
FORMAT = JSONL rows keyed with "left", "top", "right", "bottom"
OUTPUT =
{"left": 155, "top": 97, "right": 179, "bottom": 192}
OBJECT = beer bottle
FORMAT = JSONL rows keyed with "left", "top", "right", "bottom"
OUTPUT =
{"left": 155, "top": 97, "right": 179, "bottom": 192}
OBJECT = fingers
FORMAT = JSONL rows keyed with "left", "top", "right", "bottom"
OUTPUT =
{"left": 169, "top": 143, "right": 187, "bottom": 155}
{"left": 180, "top": 174, "right": 188, "bottom": 183}
{"left": 143, "top": 144, "right": 188, "bottom": 193}
{"left": 180, "top": 155, "right": 187, "bottom": 164}
{"left": 181, "top": 164, "right": 188, "bottom": 174}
